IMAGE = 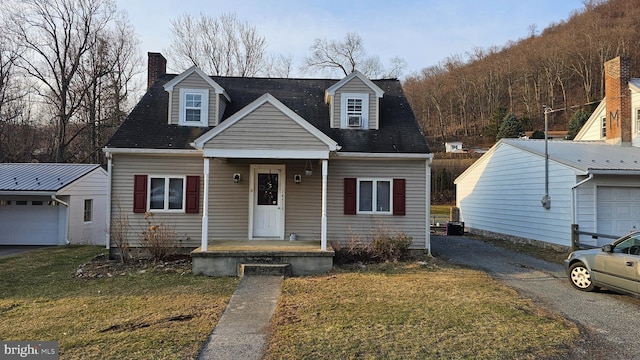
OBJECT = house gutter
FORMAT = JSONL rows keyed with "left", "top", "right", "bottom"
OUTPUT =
{"left": 51, "top": 195, "right": 70, "bottom": 245}
{"left": 571, "top": 174, "right": 594, "bottom": 225}
{"left": 106, "top": 152, "right": 112, "bottom": 250}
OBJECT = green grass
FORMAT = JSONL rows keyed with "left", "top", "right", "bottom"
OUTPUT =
{"left": 0, "top": 246, "right": 238, "bottom": 359}
{"left": 431, "top": 205, "right": 453, "bottom": 216}
{"left": 266, "top": 261, "right": 579, "bottom": 359}
{"left": 1, "top": 246, "right": 579, "bottom": 359}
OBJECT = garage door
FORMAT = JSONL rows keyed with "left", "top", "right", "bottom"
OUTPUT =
{"left": 597, "top": 187, "right": 640, "bottom": 237}
{"left": 0, "top": 199, "right": 60, "bottom": 245}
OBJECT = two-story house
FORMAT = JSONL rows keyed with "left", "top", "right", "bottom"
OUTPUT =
{"left": 455, "top": 56, "right": 640, "bottom": 250}
{"left": 104, "top": 53, "right": 432, "bottom": 275}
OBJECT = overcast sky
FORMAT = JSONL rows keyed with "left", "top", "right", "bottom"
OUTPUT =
{"left": 116, "top": 0, "right": 585, "bottom": 78}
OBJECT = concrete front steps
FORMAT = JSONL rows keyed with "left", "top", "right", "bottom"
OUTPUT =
{"left": 237, "top": 263, "right": 292, "bottom": 277}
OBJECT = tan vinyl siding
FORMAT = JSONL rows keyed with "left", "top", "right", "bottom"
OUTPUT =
{"left": 110, "top": 154, "right": 203, "bottom": 248}
{"left": 168, "top": 72, "right": 218, "bottom": 126}
{"left": 208, "top": 161, "right": 250, "bottom": 239}
{"left": 327, "top": 159, "right": 427, "bottom": 248}
{"left": 218, "top": 97, "right": 228, "bottom": 126}
{"left": 204, "top": 103, "right": 328, "bottom": 150}
{"left": 284, "top": 160, "right": 322, "bottom": 239}
{"left": 331, "top": 77, "right": 379, "bottom": 129}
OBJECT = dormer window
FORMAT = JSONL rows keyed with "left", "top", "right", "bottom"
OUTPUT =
{"left": 341, "top": 93, "right": 368, "bottom": 129}
{"left": 179, "top": 88, "right": 209, "bottom": 126}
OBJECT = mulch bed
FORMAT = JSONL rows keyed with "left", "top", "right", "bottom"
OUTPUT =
{"left": 75, "top": 254, "right": 192, "bottom": 279}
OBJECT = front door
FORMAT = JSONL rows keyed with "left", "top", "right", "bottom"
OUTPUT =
{"left": 251, "top": 165, "right": 285, "bottom": 239}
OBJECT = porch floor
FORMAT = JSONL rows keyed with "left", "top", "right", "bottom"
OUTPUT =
{"left": 191, "top": 240, "right": 334, "bottom": 277}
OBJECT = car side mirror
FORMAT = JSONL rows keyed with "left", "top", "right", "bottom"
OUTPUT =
{"left": 602, "top": 244, "right": 613, "bottom": 253}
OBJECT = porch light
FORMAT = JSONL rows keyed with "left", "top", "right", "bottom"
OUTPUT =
{"left": 294, "top": 174, "right": 302, "bottom": 184}
{"left": 305, "top": 160, "right": 313, "bottom": 176}
{"left": 233, "top": 173, "right": 242, "bottom": 183}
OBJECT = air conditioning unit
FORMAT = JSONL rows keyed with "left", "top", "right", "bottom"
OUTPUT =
{"left": 348, "top": 115, "right": 362, "bottom": 127}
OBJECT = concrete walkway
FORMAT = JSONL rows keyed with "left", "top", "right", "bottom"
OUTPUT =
{"left": 198, "top": 275, "right": 283, "bottom": 360}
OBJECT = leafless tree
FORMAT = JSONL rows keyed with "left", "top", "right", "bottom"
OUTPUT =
{"left": 4, "top": 0, "right": 119, "bottom": 162}
{"left": 303, "top": 32, "right": 405, "bottom": 78}
{"left": 167, "top": 12, "right": 267, "bottom": 76}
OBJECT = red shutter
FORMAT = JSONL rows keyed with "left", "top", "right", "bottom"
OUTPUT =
{"left": 133, "top": 175, "right": 147, "bottom": 213}
{"left": 393, "top": 178, "right": 406, "bottom": 216}
{"left": 344, "top": 178, "right": 356, "bottom": 215}
{"left": 185, "top": 176, "right": 200, "bottom": 214}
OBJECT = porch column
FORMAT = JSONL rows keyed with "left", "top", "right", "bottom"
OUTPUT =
{"left": 201, "top": 157, "right": 210, "bottom": 251}
{"left": 321, "top": 159, "right": 328, "bottom": 251}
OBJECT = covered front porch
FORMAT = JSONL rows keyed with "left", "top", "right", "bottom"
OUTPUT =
{"left": 191, "top": 240, "right": 334, "bottom": 277}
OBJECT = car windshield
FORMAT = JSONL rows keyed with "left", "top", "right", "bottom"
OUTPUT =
{"left": 612, "top": 233, "right": 640, "bottom": 255}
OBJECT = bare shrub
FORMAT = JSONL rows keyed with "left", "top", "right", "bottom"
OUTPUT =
{"left": 332, "top": 224, "right": 412, "bottom": 265}
{"left": 140, "top": 212, "right": 178, "bottom": 262}
{"left": 110, "top": 196, "right": 131, "bottom": 263}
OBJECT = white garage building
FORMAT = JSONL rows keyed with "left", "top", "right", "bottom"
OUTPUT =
{"left": 456, "top": 56, "right": 640, "bottom": 249}
{"left": 0, "top": 163, "right": 108, "bottom": 246}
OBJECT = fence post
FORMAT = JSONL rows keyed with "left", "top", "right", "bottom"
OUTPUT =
{"left": 571, "top": 224, "right": 579, "bottom": 251}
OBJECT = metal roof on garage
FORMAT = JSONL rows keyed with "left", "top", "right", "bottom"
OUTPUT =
{"left": 0, "top": 163, "right": 101, "bottom": 191}
{"left": 501, "top": 139, "right": 640, "bottom": 174}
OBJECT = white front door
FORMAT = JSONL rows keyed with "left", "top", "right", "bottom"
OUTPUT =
{"left": 250, "top": 165, "right": 285, "bottom": 239}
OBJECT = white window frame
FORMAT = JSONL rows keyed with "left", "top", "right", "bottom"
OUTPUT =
{"left": 148, "top": 176, "right": 186, "bottom": 212}
{"left": 601, "top": 117, "right": 607, "bottom": 138}
{"left": 341, "top": 93, "right": 368, "bottom": 129}
{"left": 356, "top": 178, "right": 392, "bottom": 215}
{"left": 179, "top": 88, "right": 209, "bottom": 127}
{"left": 635, "top": 108, "right": 640, "bottom": 133}
{"left": 83, "top": 199, "right": 93, "bottom": 223}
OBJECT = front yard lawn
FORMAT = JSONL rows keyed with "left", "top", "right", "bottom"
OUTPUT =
{"left": 0, "top": 246, "right": 578, "bottom": 359}
{"left": 266, "top": 261, "right": 579, "bottom": 359}
{"left": 0, "top": 246, "right": 238, "bottom": 359}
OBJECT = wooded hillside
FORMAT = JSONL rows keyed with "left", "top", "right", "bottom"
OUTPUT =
{"left": 404, "top": 0, "right": 640, "bottom": 152}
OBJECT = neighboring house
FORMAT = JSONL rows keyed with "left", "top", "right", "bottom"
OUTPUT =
{"left": 104, "top": 53, "right": 432, "bottom": 258}
{"left": 445, "top": 141, "right": 464, "bottom": 153}
{"left": 456, "top": 56, "right": 640, "bottom": 249}
{"left": 0, "top": 163, "right": 108, "bottom": 246}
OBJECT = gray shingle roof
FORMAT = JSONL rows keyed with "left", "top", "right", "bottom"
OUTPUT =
{"left": 0, "top": 163, "right": 101, "bottom": 191}
{"left": 502, "top": 139, "right": 640, "bottom": 174}
{"left": 106, "top": 75, "right": 431, "bottom": 154}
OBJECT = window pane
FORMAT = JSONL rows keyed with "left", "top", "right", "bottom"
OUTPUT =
{"left": 347, "top": 98, "right": 362, "bottom": 115}
{"left": 186, "top": 93, "right": 201, "bottom": 107}
{"left": 168, "top": 178, "right": 184, "bottom": 209}
{"left": 377, "top": 181, "right": 390, "bottom": 212}
{"left": 359, "top": 181, "right": 372, "bottom": 211}
{"left": 257, "top": 173, "right": 278, "bottom": 205}
{"left": 185, "top": 109, "right": 201, "bottom": 122}
{"left": 150, "top": 178, "right": 165, "bottom": 209}
{"left": 84, "top": 199, "right": 92, "bottom": 222}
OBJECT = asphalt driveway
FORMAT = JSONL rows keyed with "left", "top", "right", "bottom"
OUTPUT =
{"left": 432, "top": 235, "right": 640, "bottom": 360}
{"left": 0, "top": 246, "right": 46, "bottom": 257}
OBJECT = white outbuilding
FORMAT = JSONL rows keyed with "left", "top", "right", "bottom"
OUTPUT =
{"left": 0, "top": 163, "right": 108, "bottom": 246}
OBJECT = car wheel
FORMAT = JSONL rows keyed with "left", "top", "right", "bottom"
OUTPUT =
{"left": 569, "top": 262, "right": 597, "bottom": 292}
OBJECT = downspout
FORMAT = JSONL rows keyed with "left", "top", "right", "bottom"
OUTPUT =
{"left": 51, "top": 194, "right": 70, "bottom": 245}
{"left": 426, "top": 156, "right": 433, "bottom": 256}
{"left": 106, "top": 152, "right": 112, "bottom": 250}
{"left": 571, "top": 174, "right": 593, "bottom": 225}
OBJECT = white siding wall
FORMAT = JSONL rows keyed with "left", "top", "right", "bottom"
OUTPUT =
{"left": 327, "top": 159, "right": 428, "bottom": 249}
{"left": 111, "top": 154, "right": 204, "bottom": 248}
{"left": 632, "top": 89, "right": 640, "bottom": 146}
{"left": 456, "top": 143, "right": 577, "bottom": 247}
{"left": 575, "top": 175, "right": 640, "bottom": 246}
{"left": 58, "top": 169, "right": 108, "bottom": 245}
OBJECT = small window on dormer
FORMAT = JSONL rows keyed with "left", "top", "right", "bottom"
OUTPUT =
{"left": 601, "top": 117, "right": 607, "bottom": 138}
{"left": 179, "top": 88, "right": 209, "bottom": 126}
{"left": 341, "top": 93, "right": 368, "bottom": 129}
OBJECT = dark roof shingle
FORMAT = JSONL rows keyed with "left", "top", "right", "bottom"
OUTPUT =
{"left": 107, "top": 76, "right": 430, "bottom": 154}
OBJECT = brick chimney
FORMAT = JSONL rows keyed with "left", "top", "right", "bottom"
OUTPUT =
{"left": 604, "top": 56, "right": 632, "bottom": 146}
{"left": 147, "top": 52, "right": 167, "bottom": 89}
